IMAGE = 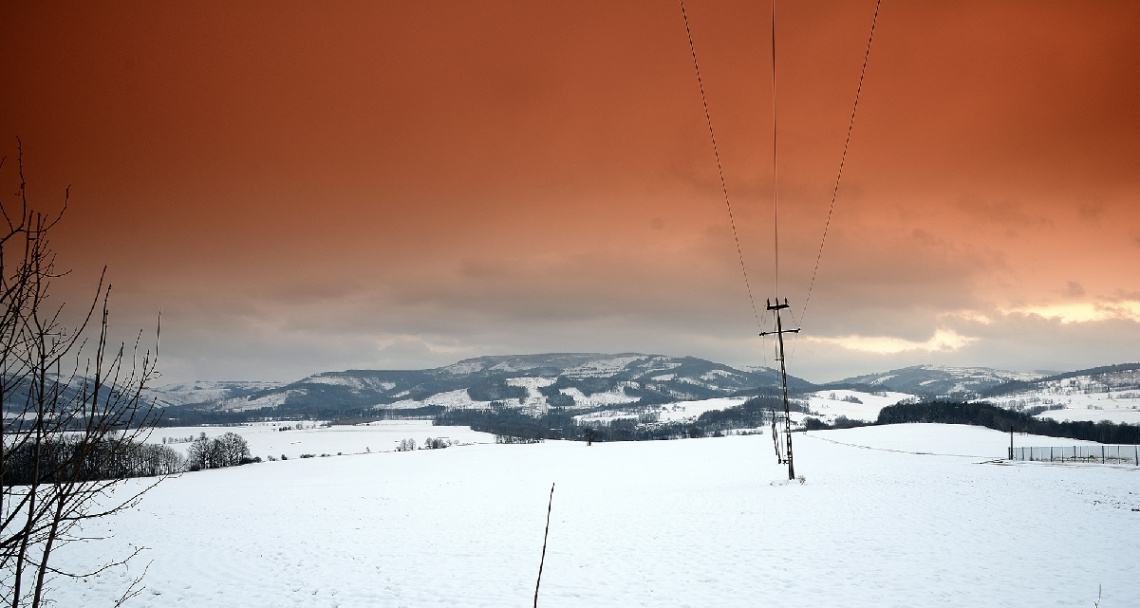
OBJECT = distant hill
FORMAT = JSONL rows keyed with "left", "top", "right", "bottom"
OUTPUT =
{"left": 149, "top": 353, "right": 815, "bottom": 422}
{"left": 143, "top": 358, "right": 1140, "bottom": 427}
{"left": 975, "top": 363, "right": 1140, "bottom": 423}
{"left": 826, "top": 365, "right": 1042, "bottom": 400}
{"left": 978, "top": 362, "right": 1140, "bottom": 398}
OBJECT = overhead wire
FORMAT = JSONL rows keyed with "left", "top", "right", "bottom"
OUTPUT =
{"left": 797, "top": 0, "right": 883, "bottom": 327}
{"left": 680, "top": 0, "right": 882, "bottom": 368}
{"left": 770, "top": 0, "right": 780, "bottom": 298}
{"left": 680, "top": 0, "right": 763, "bottom": 332}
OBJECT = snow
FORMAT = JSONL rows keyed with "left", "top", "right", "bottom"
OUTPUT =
{"left": 805, "top": 423, "right": 1101, "bottom": 456}
{"left": 572, "top": 396, "right": 748, "bottom": 424}
{"left": 805, "top": 389, "right": 915, "bottom": 423}
{"left": 373, "top": 397, "right": 432, "bottom": 410}
{"left": 302, "top": 376, "right": 395, "bottom": 391}
{"left": 657, "top": 396, "right": 746, "bottom": 422}
{"left": 421, "top": 388, "right": 486, "bottom": 409}
{"left": 920, "top": 364, "right": 1041, "bottom": 381}
{"left": 46, "top": 423, "right": 1140, "bottom": 607}
{"left": 557, "top": 387, "right": 638, "bottom": 408}
{"left": 563, "top": 355, "right": 648, "bottom": 378}
{"left": 506, "top": 376, "right": 556, "bottom": 400}
{"left": 982, "top": 370, "right": 1140, "bottom": 424}
{"left": 489, "top": 360, "right": 535, "bottom": 372}
{"left": 700, "top": 369, "right": 735, "bottom": 381}
{"left": 212, "top": 389, "right": 300, "bottom": 412}
{"left": 150, "top": 420, "right": 495, "bottom": 460}
{"left": 441, "top": 360, "right": 485, "bottom": 375}
{"left": 1036, "top": 408, "right": 1140, "bottom": 424}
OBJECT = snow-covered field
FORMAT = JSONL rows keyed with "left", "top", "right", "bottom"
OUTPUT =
{"left": 50, "top": 423, "right": 1139, "bottom": 607}
{"left": 1036, "top": 406, "right": 1140, "bottom": 424}
{"left": 804, "top": 389, "right": 914, "bottom": 423}
{"left": 151, "top": 420, "right": 495, "bottom": 460}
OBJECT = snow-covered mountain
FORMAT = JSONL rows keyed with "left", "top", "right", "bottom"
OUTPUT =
{"left": 149, "top": 353, "right": 811, "bottom": 419}
{"left": 829, "top": 365, "right": 1043, "bottom": 399}
{"left": 976, "top": 363, "right": 1140, "bottom": 423}
{"left": 144, "top": 380, "right": 287, "bottom": 408}
{"left": 145, "top": 358, "right": 1140, "bottom": 426}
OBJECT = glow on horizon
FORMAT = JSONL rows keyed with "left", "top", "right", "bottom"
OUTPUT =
{"left": 1006, "top": 300, "right": 1140, "bottom": 325}
{"left": 807, "top": 329, "right": 977, "bottom": 355}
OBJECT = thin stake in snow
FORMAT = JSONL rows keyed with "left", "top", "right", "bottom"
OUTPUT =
{"left": 533, "top": 483, "right": 555, "bottom": 608}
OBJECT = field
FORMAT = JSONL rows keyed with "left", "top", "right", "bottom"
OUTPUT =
{"left": 49, "top": 422, "right": 1139, "bottom": 607}
{"left": 151, "top": 420, "right": 492, "bottom": 460}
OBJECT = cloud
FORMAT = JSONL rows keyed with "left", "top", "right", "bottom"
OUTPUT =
{"left": 1061, "top": 281, "right": 1085, "bottom": 298}
{"left": 1004, "top": 300, "right": 1140, "bottom": 324}
{"left": 955, "top": 196, "right": 1052, "bottom": 229}
{"left": 806, "top": 329, "right": 977, "bottom": 355}
{"left": 1077, "top": 201, "right": 1105, "bottom": 221}
{"left": 938, "top": 309, "right": 993, "bottom": 325}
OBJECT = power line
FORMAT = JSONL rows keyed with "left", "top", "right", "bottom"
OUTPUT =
{"left": 680, "top": 0, "right": 763, "bottom": 332}
{"left": 770, "top": 0, "right": 780, "bottom": 298}
{"left": 799, "top": 0, "right": 882, "bottom": 326}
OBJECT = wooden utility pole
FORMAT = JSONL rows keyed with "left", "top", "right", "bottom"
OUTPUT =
{"left": 760, "top": 297, "right": 800, "bottom": 481}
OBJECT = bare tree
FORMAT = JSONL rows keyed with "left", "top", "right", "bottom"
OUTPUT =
{"left": 187, "top": 433, "right": 212, "bottom": 471}
{"left": 0, "top": 140, "right": 164, "bottom": 607}
{"left": 212, "top": 432, "right": 249, "bottom": 468}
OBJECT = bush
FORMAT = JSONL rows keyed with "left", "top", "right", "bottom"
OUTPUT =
{"left": 803, "top": 417, "right": 828, "bottom": 430}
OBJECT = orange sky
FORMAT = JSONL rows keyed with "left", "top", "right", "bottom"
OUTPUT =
{"left": 2, "top": 1, "right": 1138, "bottom": 383}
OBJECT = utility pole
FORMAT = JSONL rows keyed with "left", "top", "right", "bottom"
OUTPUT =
{"left": 760, "top": 297, "right": 800, "bottom": 481}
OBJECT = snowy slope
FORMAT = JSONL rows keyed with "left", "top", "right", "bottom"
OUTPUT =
{"left": 835, "top": 364, "right": 1041, "bottom": 398}
{"left": 980, "top": 365, "right": 1140, "bottom": 424}
{"left": 573, "top": 396, "right": 750, "bottom": 425}
{"left": 804, "top": 389, "right": 916, "bottom": 423}
{"left": 150, "top": 353, "right": 800, "bottom": 417}
{"left": 144, "top": 380, "right": 287, "bottom": 407}
{"left": 48, "top": 423, "right": 1140, "bottom": 607}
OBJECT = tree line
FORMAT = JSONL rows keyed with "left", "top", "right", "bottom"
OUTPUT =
{"left": 2, "top": 430, "right": 258, "bottom": 483}
{"left": 875, "top": 401, "right": 1140, "bottom": 444}
{"left": 2, "top": 436, "right": 184, "bottom": 485}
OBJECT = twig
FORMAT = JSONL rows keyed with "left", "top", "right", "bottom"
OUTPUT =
{"left": 533, "top": 483, "right": 555, "bottom": 608}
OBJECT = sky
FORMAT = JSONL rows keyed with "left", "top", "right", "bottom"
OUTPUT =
{"left": 1, "top": 0, "right": 1138, "bottom": 385}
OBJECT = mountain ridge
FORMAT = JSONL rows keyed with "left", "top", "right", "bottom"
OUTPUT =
{"left": 144, "top": 355, "right": 1140, "bottom": 426}
{"left": 148, "top": 353, "right": 808, "bottom": 419}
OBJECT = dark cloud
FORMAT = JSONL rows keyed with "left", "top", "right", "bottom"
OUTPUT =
{"left": 1, "top": 1, "right": 1138, "bottom": 383}
{"left": 1078, "top": 200, "right": 1106, "bottom": 221}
